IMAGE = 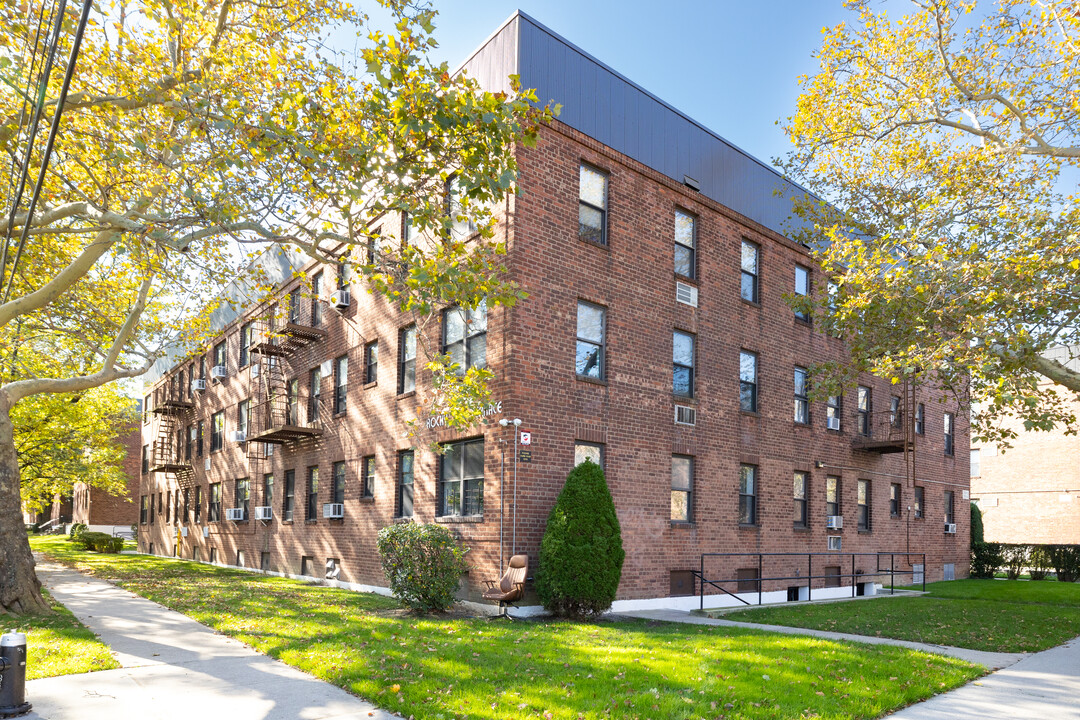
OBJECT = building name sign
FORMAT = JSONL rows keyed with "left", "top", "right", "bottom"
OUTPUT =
{"left": 425, "top": 401, "right": 503, "bottom": 429}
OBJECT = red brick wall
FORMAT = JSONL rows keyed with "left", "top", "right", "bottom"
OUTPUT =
{"left": 73, "top": 423, "right": 141, "bottom": 526}
{"left": 139, "top": 121, "right": 970, "bottom": 602}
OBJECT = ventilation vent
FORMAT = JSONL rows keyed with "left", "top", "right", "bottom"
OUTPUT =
{"left": 675, "top": 405, "right": 696, "bottom": 426}
{"left": 827, "top": 535, "right": 842, "bottom": 551}
{"left": 675, "top": 281, "right": 698, "bottom": 307}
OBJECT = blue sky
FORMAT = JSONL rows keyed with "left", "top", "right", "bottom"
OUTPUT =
{"left": 371, "top": 1, "right": 858, "bottom": 172}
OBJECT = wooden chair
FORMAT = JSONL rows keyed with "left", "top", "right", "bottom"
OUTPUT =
{"left": 482, "top": 554, "right": 528, "bottom": 619}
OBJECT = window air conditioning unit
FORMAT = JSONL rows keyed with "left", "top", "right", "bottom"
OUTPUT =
{"left": 674, "top": 405, "right": 696, "bottom": 426}
{"left": 827, "top": 535, "right": 842, "bottom": 551}
{"left": 191, "top": 378, "right": 206, "bottom": 392}
{"left": 180, "top": 527, "right": 188, "bottom": 537}
{"left": 945, "top": 523, "right": 957, "bottom": 534}
{"left": 826, "top": 416, "right": 841, "bottom": 431}
{"left": 826, "top": 515, "right": 843, "bottom": 529}
{"left": 210, "top": 365, "right": 228, "bottom": 380}
{"left": 225, "top": 508, "right": 245, "bottom": 522}
{"left": 323, "top": 503, "right": 344, "bottom": 519}
{"left": 330, "top": 289, "right": 350, "bottom": 309}
{"left": 675, "top": 281, "right": 699, "bottom": 308}
{"left": 230, "top": 430, "right": 247, "bottom": 443}
{"left": 253, "top": 506, "right": 273, "bottom": 521}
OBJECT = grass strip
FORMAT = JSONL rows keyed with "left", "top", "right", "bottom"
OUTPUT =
{"left": 12, "top": 586, "right": 121, "bottom": 680}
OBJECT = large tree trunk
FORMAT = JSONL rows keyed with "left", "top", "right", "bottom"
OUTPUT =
{"left": 0, "top": 394, "right": 49, "bottom": 614}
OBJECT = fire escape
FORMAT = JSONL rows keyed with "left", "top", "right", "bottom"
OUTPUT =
{"left": 851, "top": 379, "right": 916, "bottom": 456}
{"left": 149, "top": 376, "right": 195, "bottom": 488}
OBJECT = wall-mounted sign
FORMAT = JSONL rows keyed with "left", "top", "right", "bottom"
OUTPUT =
{"left": 518, "top": 450, "right": 532, "bottom": 463}
{"left": 520, "top": 431, "right": 532, "bottom": 446}
{"left": 425, "top": 400, "right": 503, "bottom": 429}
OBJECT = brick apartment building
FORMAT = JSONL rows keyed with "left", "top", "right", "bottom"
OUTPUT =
{"left": 138, "top": 12, "right": 970, "bottom": 610}
{"left": 972, "top": 346, "right": 1080, "bottom": 544}
{"left": 72, "top": 419, "right": 142, "bottom": 533}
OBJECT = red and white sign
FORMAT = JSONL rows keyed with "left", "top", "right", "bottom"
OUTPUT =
{"left": 519, "top": 431, "right": 532, "bottom": 446}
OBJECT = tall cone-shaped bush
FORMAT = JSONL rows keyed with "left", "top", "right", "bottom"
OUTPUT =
{"left": 536, "top": 459, "right": 624, "bottom": 618}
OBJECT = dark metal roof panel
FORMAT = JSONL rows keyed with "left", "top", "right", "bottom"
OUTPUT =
{"left": 464, "top": 11, "right": 812, "bottom": 238}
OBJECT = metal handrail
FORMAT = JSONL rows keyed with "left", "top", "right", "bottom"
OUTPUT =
{"left": 695, "top": 551, "right": 926, "bottom": 609}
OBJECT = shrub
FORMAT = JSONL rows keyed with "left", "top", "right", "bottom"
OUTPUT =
{"left": 536, "top": 459, "right": 625, "bottom": 619}
{"left": 1046, "top": 545, "right": 1080, "bottom": 582}
{"left": 1002, "top": 544, "right": 1028, "bottom": 580}
{"left": 1029, "top": 547, "right": 1052, "bottom": 581}
{"left": 970, "top": 541, "right": 1003, "bottom": 579}
{"left": 74, "top": 531, "right": 113, "bottom": 551}
{"left": 376, "top": 522, "right": 469, "bottom": 612}
{"left": 67, "top": 523, "right": 88, "bottom": 541}
{"left": 970, "top": 503, "right": 983, "bottom": 544}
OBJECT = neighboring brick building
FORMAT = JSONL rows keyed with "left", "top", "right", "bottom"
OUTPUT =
{"left": 138, "top": 12, "right": 970, "bottom": 610}
{"left": 71, "top": 420, "right": 142, "bottom": 532}
{"left": 972, "top": 346, "right": 1080, "bottom": 544}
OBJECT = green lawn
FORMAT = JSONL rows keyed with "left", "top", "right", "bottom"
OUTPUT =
{"left": 17, "top": 587, "right": 120, "bottom": 680}
{"left": 724, "top": 579, "right": 1080, "bottom": 653}
{"left": 31, "top": 535, "right": 984, "bottom": 719}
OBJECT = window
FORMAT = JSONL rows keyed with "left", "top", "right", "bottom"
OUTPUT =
{"left": 793, "top": 471, "right": 808, "bottom": 528}
{"left": 165, "top": 490, "right": 170, "bottom": 522}
{"left": 890, "top": 483, "right": 901, "bottom": 517}
{"left": 197, "top": 421, "right": 204, "bottom": 457}
{"left": 857, "top": 480, "right": 870, "bottom": 531}
{"left": 199, "top": 355, "right": 206, "bottom": 381}
{"left": 971, "top": 448, "right": 981, "bottom": 478}
{"left": 209, "top": 482, "right": 222, "bottom": 522}
{"left": 194, "top": 486, "right": 202, "bottom": 523}
{"left": 857, "top": 386, "right": 871, "bottom": 436}
{"left": 235, "top": 478, "right": 249, "bottom": 521}
{"left": 364, "top": 340, "right": 378, "bottom": 384}
{"left": 334, "top": 355, "right": 348, "bottom": 413}
{"left": 283, "top": 470, "right": 295, "bottom": 521}
{"left": 287, "top": 378, "right": 299, "bottom": 424}
{"left": 140, "top": 496, "right": 148, "bottom": 524}
{"left": 183, "top": 488, "right": 190, "bottom": 523}
{"left": 738, "top": 464, "right": 757, "bottom": 525}
{"left": 673, "top": 331, "right": 695, "bottom": 398}
{"left": 332, "top": 461, "right": 346, "bottom": 505}
{"left": 185, "top": 365, "right": 193, "bottom": 398}
{"left": 211, "top": 411, "right": 224, "bottom": 452}
{"left": 915, "top": 403, "right": 925, "bottom": 434}
{"left": 289, "top": 287, "right": 301, "bottom": 324}
{"left": 944, "top": 412, "right": 955, "bottom": 456}
{"left": 306, "top": 466, "right": 319, "bottom": 521}
{"left": 740, "top": 240, "right": 759, "bottom": 303}
{"left": 301, "top": 556, "right": 314, "bottom": 577}
{"left": 308, "top": 367, "right": 321, "bottom": 423}
{"left": 398, "top": 450, "right": 414, "bottom": 518}
{"left": 578, "top": 164, "right": 608, "bottom": 245}
{"left": 575, "top": 301, "right": 605, "bottom": 380}
{"left": 671, "top": 456, "right": 693, "bottom": 522}
{"left": 944, "top": 490, "right": 955, "bottom": 525}
{"left": 826, "top": 394, "right": 842, "bottom": 431}
{"left": 149, "top": 493, "right": 155, "bottom": 524}
{"left": 826, "top": 476, "right": 840, "bottom": 517}
{"left": 141, "top": 445, "right": 149, "bottom": 474}
{"left": 574, "top": 442, "right": 603, "bottom": 469}
{"left": 237, "top": 399, "right": 249, "bottom": 439}
{"left": 794, "top": 367, "right": 809, "bottom": 424}
{"left": 213, "top": 341, "right": 226, "bottom": 370}
{"left": 446, "top": 175, "right": 478, "bottom": 240}
{"left": 362, "top": 456, "right": 375, "bottom": 498}
{"left": 366, "top": 228, "right": 378, "bottom": 265}
{"left": 263, "top": 473, "right": 274, "bottom": 508}
{"left": 443, "top": 302, "right": 487, "bottom": 372}
{"left": 337, "top": 261, "right": 348, "bottom": 291}
{"left": 402, "top": 211, "right": 412, "bottom": 246}
{"left": 239, "top": 323, "right": 252, "bottom": 367}
{"left": 311, "top": 272, "right": 323, "bottom": 327}
{"left": 739, "top": 351, "right": 758, "bottom": 412}
{"left": 398, "top": 325, "right": 416, "bottom": 394}
{"left": 439, "top": 439, "right": 484, "bottom": 517}
{"left": 890, "top": 395, "right": 902, "bottom": 428}
{"left": 794, "top": 265, "right": 810, "bottom": 321}
{"left": 674, "top": 209, "right": 696, "bottom": 279}
{"left": 914, "top": 486, "right": 924, "bottom": 519}
{"left": 185, "top": 425, "right": 194, "bottom": 461}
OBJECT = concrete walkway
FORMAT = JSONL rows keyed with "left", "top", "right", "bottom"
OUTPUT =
{"left": 24, "top": 560, "right": 398, "bottom": 720}
{"left": 615, "top": 608, "right": 1024, "bottom": 669}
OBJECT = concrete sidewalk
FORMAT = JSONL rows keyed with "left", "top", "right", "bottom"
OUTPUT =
{"left": 24, "top": 560, "right": 398, "bottom": 720}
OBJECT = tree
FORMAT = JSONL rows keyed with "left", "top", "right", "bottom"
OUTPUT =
{"left": 536, "top": 460, "right": 624, "bottom": 619}
{"left": 781, "top": 0, "right": 1080, "bottom": 445}
{"left": 0, "top": 0, "right": 551, "bottom": 614}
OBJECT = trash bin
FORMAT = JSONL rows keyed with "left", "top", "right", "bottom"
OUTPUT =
{"left": 0, "top": 631, "right": 31, "bottom": 718}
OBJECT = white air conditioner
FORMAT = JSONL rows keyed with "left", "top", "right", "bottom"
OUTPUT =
{"left": 323, "top": 503, "right": 344, "bottom": 519}
{"left": 826, "top": 416, "right": 841, "bottom": 431}
{"left": 674, "top": 405, "right": 696, "bottom": 426}
{"left": 230, "top": 430, "right": 247, "bottom": 443}
{"left": 191, "top": 378, "right": 206, "bottom": 392}
{"left": 330, "top": 289, "right": 350, "bottom": 309}
{"left": 210, "top": 365, "right": 227, "bottom": 380}
{"left": 180, "top": 527, "right": 188, "bottom": 537}
{"left": 225, "top": 508, "right": 245, "bottom": 522}
{"left": 253, "top": 506, "right": 273, "bottom": 521}
{"left": 945, "top": 523, "right": 957, "bottom": 534}
{"left": 826, "top": 515, "right": 843, "bottom": 529}
{"left": 827, "top": 535, "right": 842, "bottom": 551}
{"left": 675, "top": 281, "right": 699, "bottom": 308}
